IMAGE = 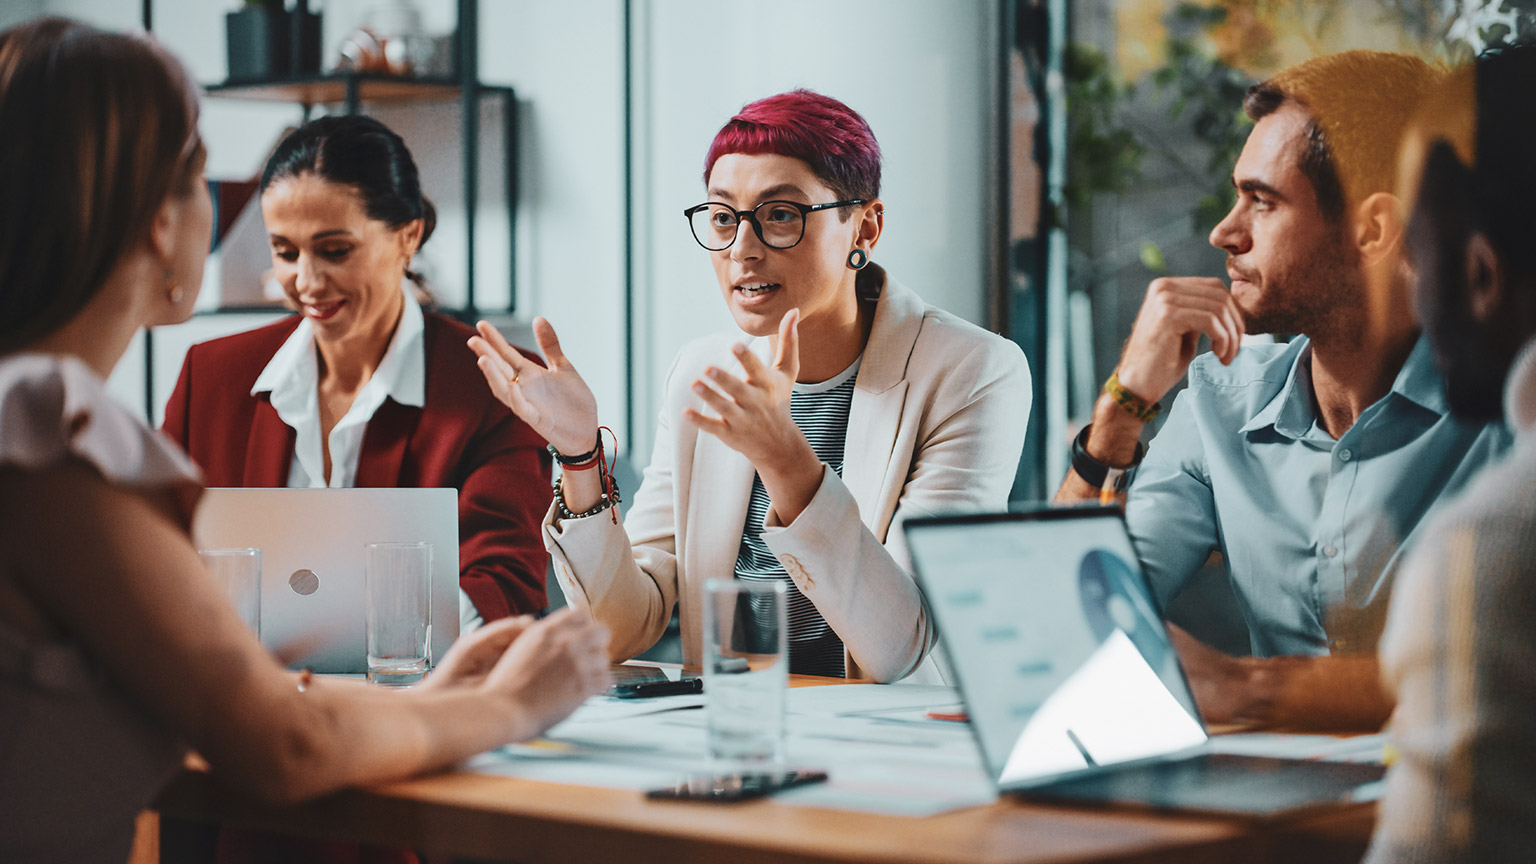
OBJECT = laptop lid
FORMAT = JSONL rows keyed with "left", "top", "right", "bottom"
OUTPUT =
{"left": 193, "top": 487, "right": 459, "bottom": 673}
{"left": 905, "top": 506, "right": 1208, "bottom": 790}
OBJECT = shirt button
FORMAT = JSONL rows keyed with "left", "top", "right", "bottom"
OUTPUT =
{"left": 1331, "top": 638, "right": 1349, "bottom": 651}
{"left": 1322, "top": 544, "right": 1339, "bottom": 558}
{"left": 1338, "top": 448, "right": 1353, "bottom": 462}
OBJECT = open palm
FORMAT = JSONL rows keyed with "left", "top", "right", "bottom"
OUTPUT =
{"left": 469, "top": 317, "right": 600, "bottom": 456}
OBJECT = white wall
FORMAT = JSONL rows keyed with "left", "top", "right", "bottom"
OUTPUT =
{"left": 0, "top": 0, "right": 46, "bottom": 31}
{"left": 31, "top": 1, "right": 1003, "bottom": 469}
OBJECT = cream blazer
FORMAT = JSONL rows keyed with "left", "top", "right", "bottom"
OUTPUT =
{"left": 545, "top": 279, "right": 1032, "bottom": 683}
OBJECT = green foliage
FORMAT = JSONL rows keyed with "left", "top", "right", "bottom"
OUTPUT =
{"left": 1063, "top": 42, "right": 1145, "bottom": 209}
{"left": 1064, "top": 2, "right": 1256, "bottom": 270}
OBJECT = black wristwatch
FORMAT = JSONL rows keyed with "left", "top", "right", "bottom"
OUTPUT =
{"left": 1070, "top": 424, "right": 1144, "bottom": 491}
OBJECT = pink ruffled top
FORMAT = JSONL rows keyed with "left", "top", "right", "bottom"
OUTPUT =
{"left": 0, "top": 353, "right": 202, "bottom": 863}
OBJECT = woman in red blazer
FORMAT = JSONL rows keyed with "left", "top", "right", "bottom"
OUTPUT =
{"left": 163, "top": 115, "right": 550, "bottom": 623}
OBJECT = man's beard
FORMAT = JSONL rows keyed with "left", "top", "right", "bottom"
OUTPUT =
{"left": 1233, "top": 239, "right": 1363, "bottom": 340}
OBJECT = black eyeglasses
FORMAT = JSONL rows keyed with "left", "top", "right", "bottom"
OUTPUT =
{"left": 683, "top": 199, "right": 866, "bottom": 251}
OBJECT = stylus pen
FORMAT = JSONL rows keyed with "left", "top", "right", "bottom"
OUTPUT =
{"left": 610, "top": 678, "right": 705, "bottom": 699}
{"left": 1065, "top": 728, "right": 1098, "bottom": 767}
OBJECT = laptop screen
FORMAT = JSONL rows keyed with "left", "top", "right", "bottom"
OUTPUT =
{"left": 906, "top": 508, "right": 1207, "bottom": 788}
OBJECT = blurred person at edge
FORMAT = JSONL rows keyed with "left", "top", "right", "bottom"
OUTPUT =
{"left": 471, "top": 89, "right": 1033, "bottom": 683}
{"left": 162, "top": 114, "right": 552, "bottom": 629}
{"left": 0, "top": 19, "right": 609, "bottom": 864}
{"left": 1054, "top": 51, "right": 1510, "bottom": 730}
{"left": 1366, "top": 44, "right": 1536, "bottom": 864}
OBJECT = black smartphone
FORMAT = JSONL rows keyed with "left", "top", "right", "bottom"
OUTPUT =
{"left": 609, "top": 677, "right": 704, "bottom": 699}
{"left": 645, "top": 770, "right": 829, "bottom": 802}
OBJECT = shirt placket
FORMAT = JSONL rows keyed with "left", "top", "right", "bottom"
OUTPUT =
{"left": 1315, "top": 434, "right": 1360, "bottom": 652}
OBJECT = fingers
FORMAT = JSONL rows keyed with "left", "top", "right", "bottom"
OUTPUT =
{"left": 773, "top": 308, "right": 801, "bottom": 379}
{"left": 682, "top": 407, "right": 730, "bottom": 437}
{"left": 531, "top": 317, "right": 571, "bottom": 370}
{"left": 463, "top": 614, "right": 535, "bottom": 651}
{"left": 472, "top": 321, "right": 531, "bottom": 372}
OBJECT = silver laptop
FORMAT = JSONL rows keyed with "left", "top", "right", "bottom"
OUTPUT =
{"left": 904, "top": 506, "right": 1384, "bottom": 818}
{"left": 193, "top": 488, "right": 459, "bottom": 673}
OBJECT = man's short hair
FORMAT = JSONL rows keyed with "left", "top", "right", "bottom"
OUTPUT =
{"left": 1244, "top": 51, "right": 1439, "bottom": 222}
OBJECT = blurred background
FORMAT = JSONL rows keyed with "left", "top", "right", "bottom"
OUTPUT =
{"left": 4, "top": 0, "right": 1532, "bottom": 506}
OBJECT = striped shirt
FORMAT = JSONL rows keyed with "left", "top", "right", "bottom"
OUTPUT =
{"left": 734, "top": 358, "right": 859, "bottom": 678}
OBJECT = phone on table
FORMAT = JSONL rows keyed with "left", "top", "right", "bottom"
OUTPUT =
{"left": 609, "top": 677, "right": 704, "bottom": 699}
{"left": 645, "top": 770, "right": 829, "bottom": 802}
{"left": 605, "top": 664, "right": 704, "bottom": 699}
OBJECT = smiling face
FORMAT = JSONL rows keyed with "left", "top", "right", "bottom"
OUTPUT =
{"left": 704, "top": 153, "right": 870, "bottom": 339}
{"left": 261, "top": 173, "right": 417, "bottom": 354}
{"left": 1208, "top": 103, "right": 1362, "bottom": 338}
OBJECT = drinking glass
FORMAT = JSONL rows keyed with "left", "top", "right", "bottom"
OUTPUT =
{"left": 365, "top": 541, "right": 432, "bottom": 686}
{"left": 702, "top": 578, "right": 788, "bottom": 765}
{"left": 199, "top": 548, "right": 261, "bottom": 639}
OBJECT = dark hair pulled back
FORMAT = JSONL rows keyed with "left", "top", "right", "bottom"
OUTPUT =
{"left": 260, "top": 115, "right": 436, "bottom": 287}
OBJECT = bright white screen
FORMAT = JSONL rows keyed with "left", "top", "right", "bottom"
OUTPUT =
{"left": 908, "top": 513, "right": 1206, "bottom": 786}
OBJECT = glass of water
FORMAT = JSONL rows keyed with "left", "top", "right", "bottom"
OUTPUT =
{"left": 364, "top": 541, "right": 432, "bottom": 687}
{"left": 702, "top": 578, "right": 788, "bottom": 766}
{"left": 199, "top": 548, "right": 261, "bottom": 639}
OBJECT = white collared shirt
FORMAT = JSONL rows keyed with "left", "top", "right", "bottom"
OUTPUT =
{"left": 252, "top": 284, "right": 426, "bottom": 489}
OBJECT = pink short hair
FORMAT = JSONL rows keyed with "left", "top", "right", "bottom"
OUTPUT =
{"left": 703, "top": 89, "right": 881, "bottom": 204}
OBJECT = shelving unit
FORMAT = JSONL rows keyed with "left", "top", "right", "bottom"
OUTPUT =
{"left": 132, "top": 0, "right": 518, "bottom": 423}
{"left": 156, "top": 0, "right": 516, "bottom": 317}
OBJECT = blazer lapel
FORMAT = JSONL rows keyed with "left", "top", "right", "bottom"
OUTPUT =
{"left": 356, "top": 398, "right": 419, "bottom": 487}
{"left": 842, "top": 382, "right": 910, "bottom": 532}
{"left": 841, "top": 277, "right": 924, "bottom": 532}
{"left": 686, "top": 429, "right": 756, "bottom": 583}
{"left": 244, "top": 398, "right": 296, "bottom": 487}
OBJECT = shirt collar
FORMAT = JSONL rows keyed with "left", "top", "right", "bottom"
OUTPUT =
{"left": 251, "top": 285, "right": 426, "bottom": 409}
{"left": 1238, "top": 339, "right": 1315, "bottom": 438}
{"left": 1238, "top": 332, "right": 1447, "bottom": 439}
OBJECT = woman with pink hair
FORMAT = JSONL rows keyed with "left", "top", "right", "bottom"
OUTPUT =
{"left": 472, "top": 90, "right": 1031, "bottom": 683}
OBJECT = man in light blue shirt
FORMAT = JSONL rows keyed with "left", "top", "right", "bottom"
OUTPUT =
{"left": 1057, "top": 51, "right": 1509, "bottom": 729}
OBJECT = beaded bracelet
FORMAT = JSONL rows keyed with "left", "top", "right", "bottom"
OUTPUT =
{"left": 553, "top": 473, "right": 622, "bottom": 520}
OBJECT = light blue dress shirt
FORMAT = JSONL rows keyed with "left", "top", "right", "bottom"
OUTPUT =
{"left": 1126, "top": 334, "right": 1511, "bottom": 658}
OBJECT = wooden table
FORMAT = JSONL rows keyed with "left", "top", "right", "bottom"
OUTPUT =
{"left": 148, "top": 675, "right": 1378, "bottom": 864}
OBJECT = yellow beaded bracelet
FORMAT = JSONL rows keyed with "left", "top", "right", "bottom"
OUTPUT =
{"left": 1104, "top": 372, "right": 1161, "bottom": 423}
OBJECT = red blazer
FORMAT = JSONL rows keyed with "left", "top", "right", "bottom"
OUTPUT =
{"left": 161, "top": 312, "right": 551, "bottom": 620}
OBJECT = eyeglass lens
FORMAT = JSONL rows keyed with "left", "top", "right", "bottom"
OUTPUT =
{"left": 689, "top": 201, "right": 807, "bottom": 251}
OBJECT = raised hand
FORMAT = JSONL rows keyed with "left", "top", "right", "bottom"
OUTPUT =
{"left": 683, "top": 309, "right": 822, "bottom": 523}
{"left": 481, "top": 608, "right": 612, "bottom": 741}
{"left": 469, "top": 317, "right": 600, "bottom": 456}
{"left": 1115, "top": 277, "right": 1246, "bottom": 405}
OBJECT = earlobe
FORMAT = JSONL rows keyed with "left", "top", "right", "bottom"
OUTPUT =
{"left": 1465, "top": 231, "right": 1503, "bottom": 322}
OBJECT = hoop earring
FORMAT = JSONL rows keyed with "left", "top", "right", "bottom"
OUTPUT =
{"left": 847, "top": 248, "right": 869, "bottom": 270}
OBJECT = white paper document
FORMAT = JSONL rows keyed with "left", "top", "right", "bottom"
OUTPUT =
{"left": 465, "top": 684, "right": 994, "bottom": 817}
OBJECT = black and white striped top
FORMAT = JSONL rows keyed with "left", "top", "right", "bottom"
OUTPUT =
{"left": 734, "top": 358, "right": 860, "bottom": 678}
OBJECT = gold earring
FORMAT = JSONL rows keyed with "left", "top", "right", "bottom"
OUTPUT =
{"left": 164, "top": 268, "right": 184, "bottom": 305}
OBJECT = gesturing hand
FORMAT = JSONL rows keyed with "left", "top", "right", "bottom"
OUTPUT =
{"left": 683, "top": 309, "right": 822, "bottom": 523}
{"left": 483, "top": 608, "right": 613, "bottom": 741}
{"left": 1115, "top": 277, "right": 1246, "bottom": 405}
{"left": 469, "top": 317, "right": 600, "bottom": 456}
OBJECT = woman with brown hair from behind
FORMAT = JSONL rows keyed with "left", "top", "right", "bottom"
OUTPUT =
{"left": 0, "top": 18, "right": 609, "bottom": 863}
